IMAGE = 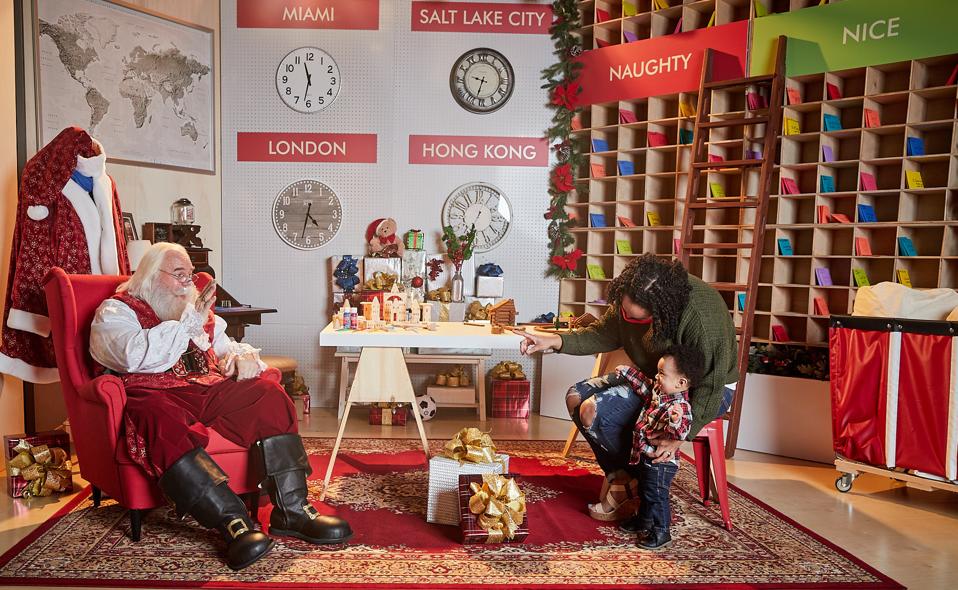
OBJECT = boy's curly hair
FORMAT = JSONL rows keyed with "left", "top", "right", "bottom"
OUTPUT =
{"left": 663, "top": 343, "right": 705, "bottom": 387}
{"left": 607, "top": 253, "right": 692, "bottom": 345}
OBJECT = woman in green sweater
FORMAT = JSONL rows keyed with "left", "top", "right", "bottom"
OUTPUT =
{"left": 515, "top": 254, "right": 738, "bottom": 529}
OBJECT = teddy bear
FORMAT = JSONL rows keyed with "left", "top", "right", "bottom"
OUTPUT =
{"left": 366, "top": 218, "right": 404, "bottom": 257}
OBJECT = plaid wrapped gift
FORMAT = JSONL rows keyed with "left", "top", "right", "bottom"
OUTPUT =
{"left": 5, "top": 430, "right": 73, "bottom": 498}
{"left": 368, "top": 405, "right": 408, "bottom": 426}
{"left": 491, "top": 379, "right": 530, "bottom": 419}
{"left": 426, "top": 454, "right": 509, "bottom": 525}
{"left": 458, "top": 473, "right": 529, "bottom": 544}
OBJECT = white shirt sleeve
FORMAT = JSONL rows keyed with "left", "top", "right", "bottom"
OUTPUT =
{"left": 90, "top": 298, "right": 199, "bottom": 374}
{"left": 210, "top": 316, "right": 268, "bottom": 372}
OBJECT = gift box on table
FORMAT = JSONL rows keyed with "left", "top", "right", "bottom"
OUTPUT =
{"left": 475, "top": 276, "right": 504, "bottom": 298}
{"left": 368, "top": 404, "right": 408, "bottom": 426}
{"left": 491, "top": 379, "right": 531, "bottom": 419}
{"left": 458, "top": 473, "right": 528, "bottom": 544}
{"left": 5, "top": 430, "right": 73, "bottom": 498}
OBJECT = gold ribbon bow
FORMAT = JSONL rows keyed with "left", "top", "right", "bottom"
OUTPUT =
{"left": 7, "top": 439, "right": 72, "bottom": 498}
{"left": 467, "top": 474, "right": 526, "bottom": 542}
{"left": 442, "top": 427, "right": 499, "bottom": 465}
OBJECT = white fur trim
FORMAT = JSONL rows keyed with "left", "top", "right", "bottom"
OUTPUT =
{"left": 27, "top": 205, "right": 49, "bottom": 221}
{"left": 61, "top": 174, "right": 119, "bottom": 275}
{"left": 7, "top": 308, "right": 51, "bottom": 337}
{"left": 947, "top": 337, "right": 958, "bottom": 480}
{"left": 0, "top": 351, "right": 60, "bottom": 383}
{"left": 76, "top": 151, "right": 106, "bottom": 177}
{"left": 885, "top": 331, "right": 901, "bottom": 469}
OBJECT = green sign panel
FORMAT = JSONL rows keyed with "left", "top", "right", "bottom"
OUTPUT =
{"left": 751, "top": 0, "right": 958, "bottom": 76}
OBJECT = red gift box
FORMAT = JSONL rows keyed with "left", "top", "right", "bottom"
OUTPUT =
{"left": 5, "top": 430, "right": 73, "bottom": 498}
{"left": 368, "top": 405, "right": 408, "bottom": 426}
{"left": 458, "top": 473, "right": 529, "bottom": 544}
{"left": 491, "top": 379, "right": 530, "bottom": 419}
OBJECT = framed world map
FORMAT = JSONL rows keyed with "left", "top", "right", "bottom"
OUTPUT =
{"left": 34, "top": 0, "right": 215, "bottom": 173}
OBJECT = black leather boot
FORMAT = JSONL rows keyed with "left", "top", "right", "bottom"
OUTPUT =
{"left": 618, "top": 514, "right": 652, "bottom": 535}
{"left": 256, "top": 434, "right": 352, "bottom": 545}
{"left": 636, "top": 527, "right": 673, "bottom": 549}
{"left": 159, "top": 448, "right": 274, "bottom": 570}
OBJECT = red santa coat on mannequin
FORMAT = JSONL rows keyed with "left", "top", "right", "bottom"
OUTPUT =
{"left": 0, "top": 127, "right": 130, "bottom": 383}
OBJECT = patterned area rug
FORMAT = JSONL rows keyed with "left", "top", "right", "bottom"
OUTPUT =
{"left": 0, "top": 438, "right": 902, "bottom": 589}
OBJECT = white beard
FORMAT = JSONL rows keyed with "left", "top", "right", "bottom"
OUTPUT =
{"left": 147, "top": 283, "right": 198, "bottom": 321}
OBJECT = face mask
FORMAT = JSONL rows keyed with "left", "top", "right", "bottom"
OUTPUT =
{"left": 620, "top": 307, "right": 652, "bottom": 325}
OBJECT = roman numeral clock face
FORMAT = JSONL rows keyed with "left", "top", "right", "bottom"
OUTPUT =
{"left": 273, "top": 180, "right": 342, "bottom": 250}
{"left": 276, "top": 47, "right": 340, "bottom": 113}
{"left": 450, "top": 48, "right": 514, "bottom": 114}
{"left": 441, "top": 183, "right": 512, "bottom": 252}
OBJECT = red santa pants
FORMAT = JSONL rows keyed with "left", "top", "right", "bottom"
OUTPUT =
{"left": 124, "top": 376, "right": 297, "bottom": 473}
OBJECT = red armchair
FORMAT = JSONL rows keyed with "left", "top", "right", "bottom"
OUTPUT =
{"left": 42, "top": 268, "right": 262, "bottom": 541}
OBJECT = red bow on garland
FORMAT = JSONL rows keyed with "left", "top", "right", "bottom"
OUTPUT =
{"left": 551, "top": 248, "right": 583, "bottom": 271}
{"left": 551, "top": 163, "right": 574, "bottom": 193}
{"left": 550, "top": 81, "right": 581, "bottom": 110}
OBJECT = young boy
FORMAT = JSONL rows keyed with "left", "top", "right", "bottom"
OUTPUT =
{"left": 618, "top": 343, "right": 705, "bottom": 549}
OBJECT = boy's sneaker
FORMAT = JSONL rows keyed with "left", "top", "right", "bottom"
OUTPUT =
{"left": 618, "top": 515, "right": 651, "bottom": 535}
{"left": 636, "top": 528, "right": 672, "bottom": 549}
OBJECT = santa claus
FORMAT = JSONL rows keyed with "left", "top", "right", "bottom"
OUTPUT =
{"left": 0, "top": 126, "right": 130, "bottom": 383}
{"left": 90, "top": 242, "right": 352, "bottom": 570}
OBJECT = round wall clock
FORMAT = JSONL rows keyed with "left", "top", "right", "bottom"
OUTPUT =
{"left": 441, "top": 182, "right": 512, "bottom": 252}
{"left": 275, "top": 47, "right": 340, "bottom": 113}
{"left": 272, "top": 180, "right": 342, "bottom": 250}
{"left": 449, "top": 48, "right": 514, "bottom": 114}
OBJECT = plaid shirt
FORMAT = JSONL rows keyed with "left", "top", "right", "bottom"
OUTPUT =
{"left": 616, "top": 366, "right": 692, "bottom": 465}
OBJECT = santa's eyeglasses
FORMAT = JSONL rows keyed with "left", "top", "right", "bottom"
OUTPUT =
{"left": 159, "top": 270, "right": 198, "bottom": 284}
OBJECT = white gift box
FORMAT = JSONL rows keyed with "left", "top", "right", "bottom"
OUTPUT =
{"left": 363, "top": 256, "right": 402, "bottom": 285}
{"left": 475, "top": 276, "right": 504, "bottom": 298}
{"left": 426, "top": 454, "right": 509, "bottom": 525}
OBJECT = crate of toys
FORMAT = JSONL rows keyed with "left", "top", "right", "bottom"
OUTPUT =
{"left": 368, "top": 403, "right": 408, "bottom": 426}
{"left": 4, "top": 430, "right": 73, "bottom": 498}
{"left": 458, "top": 473, "right": 528, "bottom": 544}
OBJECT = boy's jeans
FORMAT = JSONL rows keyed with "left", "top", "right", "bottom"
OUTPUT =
{"left": 636, "top": 456, "right": 679, "bottom": 531}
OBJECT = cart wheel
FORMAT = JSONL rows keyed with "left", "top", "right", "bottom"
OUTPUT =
{"left": 835, "top": 474, "right": 853, "bottom": 493}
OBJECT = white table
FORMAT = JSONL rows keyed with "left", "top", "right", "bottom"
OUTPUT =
{"left": 318, "top": 322, "right": 523, "bottom": 499}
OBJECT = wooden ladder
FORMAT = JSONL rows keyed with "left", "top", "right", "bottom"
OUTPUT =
{"left": 678, "top": 36, "right": 787, "bottom": 459}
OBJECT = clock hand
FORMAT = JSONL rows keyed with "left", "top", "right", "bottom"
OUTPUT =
{"left": 302, "top": 202, "right": 312, "bottom": 237}
{"left": 304, "top": 63, "right": 312, "bottom": 85}
{"left": 306, "top": 212, "right": 321, "bottom": 228}
{"left": 475, "top": 76, "right": 487, "bottom": 95}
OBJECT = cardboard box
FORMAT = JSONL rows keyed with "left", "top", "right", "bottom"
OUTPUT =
{"left": 5, "top": 430, "right": 72, "bottom": 498}
{"left": 476, "top": 276, "right": 504, "bottom": 298}
{"left": 427, "top": 385, "right": 477, "bottom": 406}
{"left": 492, "top": 380, "right": 531, "bottom": 419}
{"left": 458, "top": 473, "right": 529, "bottom": 544}
{"left": 426, "top": 454, "right": 509, "bottom": 525}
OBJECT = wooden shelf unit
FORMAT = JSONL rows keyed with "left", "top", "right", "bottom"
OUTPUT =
{"left": 562, "top": 7, "right": 958, "bottom": 346}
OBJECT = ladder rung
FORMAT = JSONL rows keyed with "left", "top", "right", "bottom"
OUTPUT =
{"left": 704, "top": 74, "right": 775, "bottom": 90}
{"left": 710, "top": 282, "right": 748, "bottom": 292}
{"left": 687, "top": 200, "right": 760, "bottom": 209}
{"left": 693, "top": 159, "right": 764, "bottom": 170}
{"left": 735, "top": 326, "right": 743, "bottom": 336}
{"left": 682, "top": 242, "right": 753, "bottom": 250}
{"left": 700, "top": 116, "right": 769, "bottom": 129}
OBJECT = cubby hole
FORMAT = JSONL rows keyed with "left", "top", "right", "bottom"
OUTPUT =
{"left": 773, "top": 256, "right": 812, "bottom": 286}
{"left": 574, "top": 109, "right": 592, "bottom": 130}
{"left": 622, "top": 12, "right": 652, "bottom": 42}
{"left": 588, "top": 204, "right": 617, "bottom": 230}
{"left": 853, "top": 258, "right": 894, "bottom": 285}
{"left": 705, "top": 169, "right": 744, "bottom": 200}
{"left": 591, "top": 103, "right": 619, "bottom": 128}
{"left": 810, "top": 287, "right": 850, "bottom": 316}
{"left": 646, "top": 173, "right": 677, "bottom": 199}
{"left": 865, "top": 61, "right": 911, "bottom": 95}
{"left": 779, "top": 166, "right": 817, "bottom": 195}
{"left": 615, "top": 203, "right": 643, "bottom": 228}
{"left": 595, "top": 0, "right": 623, "bottom": 22}
{"left": 589, "top": 155, "right": 618, "bottom": 179}
{"left": 586, "top": 282, "right": 611, "bottom": 306}
{"left": 776, "top": 227, "right": 813, "bottom": 256}
{"left": 813, "top": 256, "right": 851, "bottom": 288}
{"left": 860, "top": 128, "right": 904, "bottom": 161}
{"left": 825, "top": 68, "right": 866, "bottom": 99}
{"left": 647, "top": 123, "right": 678, "bottom": 148}
{"left": 784, "top": 104, "right": 821, "bottom": 134}
{"left": 588, "top": 177, "right": 618, "bottom": 201}
{"left": 751, "top": 312, "right": 772, "bottom": 342}
{"left": 859, "top": 161, "right": 903, "bottom": 191}
{"left": 780, "top": 135, "right": 819, "bottom": 166}
{"left": 701, "top": 255, "right": 740, "bottom": 284}
{"left": 896, "top": 259, "right": 940, "bottom": 289}
{"left": 941, "top": 259, "right": 958, "bottom": 287}
{"left": 820, "top": 134, "right": 860, "bottom": 163}
{"left": 576, "top": 29, "right": 594, "bottom": 53}
{"left": 613, "top": 228, "right": 644, "bottom": 255}
{"left": 898, "top": 189, "right": 946, "bottom": 223}
{"left": 650, "top": 6, "right": 683, "bottom": 37}
{"left": 771, "top": 314, "right": 807, "bottom": 343}
{"left": 786, "top": 73, "right": 825, "bottom": 104}
{"left": 590, "top": 129, "right": 618, "bottom": 153}
{"left": 643, "top": 227, "right": 677, "bottom": 254}
{"left": 813, "top": 227, "right": 853, "bottom": 257}
{"left": 619, "top": 99, "right": 649, "bottom": 124}
{"left": 715, "top": 0, "right": 751, "bottom": 25}
{"left": 822, "top": 100, "right": 863, "bottom": 131}
{"left": 585, "top": 254, "right": 614, "bottom": 280}
{"left": 559, "top": 278, "right": 587, "bottom": 303}
{"left": 819, "top": 163, "right": 858, "bottom": 194}
{"left": 704, "top": 205, "right": 746, "bottom": 227}
{"left": 908, "top": 88, "right": 957, "bottom": 123}
{"left": 945, "top": 225, "right": 958, "bottom": 257}
{"left": 580, "top": 2, "right": 597, "bottom": 27}
{"left": 816, "top": 193, "right": 857, "bottom": 224}
{"left": 899, "top": 225, "right": 945, "bottom": 257}
{"left": 711, "top": 88, "right": 746, "bottom": 115}
{"left": 647, "top": 146, "right": 678, "bottom": 172}
{"left": 616, "top": 175, "right": 645, "bottom": 201}
{"left": 911, "top": 55, "right": 958, "bottom": 90}
{"left": 777, "top": 195, "right": 815, "bottom": 225}
{"left": 645, "top": 200, "right": 675, "bottom": 226}
{"left": 616, "top": 152, "right": 646, "bottom": 180}
{"left": 742, "top": 166, "right": 767, "bottom": 200}
{"left": 682, "top": 1, "right": 715, "bottom": 31}
{"left": 649, "top": 95, "right": 680, "bottom": 121}
{"left": 593, "top": 22, "right": 621, "bottom": 48}
{"left": 772, "top": 285, "right": 810, "bottom": 314}
{"left": 904, "top": 158, "right": 949, "bottom": 189}
{"left": 856, "top": 192, "right": 899, "bottom": 223}
{"left": 618, "top": 126, "right": 648, "bottom": 152}
{"left": 863, "top": 94, "right": 908, "bottom": 127}
{"left": 854, "top": 226, "right": 897, "bottom": 256}
{"left": 764, "top": 0, "right": 792, "bottom": 14}
{"left": 905, "top": 122, "right": 953, "bottom": 156}
{"left": 948, "top": 191, "right": 958, "bottom": 221}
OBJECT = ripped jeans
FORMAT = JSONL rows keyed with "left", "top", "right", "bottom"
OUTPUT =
{"left": 567, "top": 371, "right": 644, "bottom": 476}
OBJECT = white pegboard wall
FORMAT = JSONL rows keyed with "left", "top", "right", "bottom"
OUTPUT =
{"left": 220, "top": 0, "right": 558, "bottom": 409}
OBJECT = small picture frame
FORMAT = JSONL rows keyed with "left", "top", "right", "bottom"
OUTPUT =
{"left": 121, "top": 212, "right": 138, "bottom": 242}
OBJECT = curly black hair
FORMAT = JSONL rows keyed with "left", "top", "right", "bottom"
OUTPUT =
{"left": 663, "top": 343, "right": 705, "bottom": 387}
{"left": 607, "top": 253, "right": 692, "bottom": 345}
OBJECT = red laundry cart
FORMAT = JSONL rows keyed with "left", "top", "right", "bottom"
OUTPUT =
{"left": 830, "top": 315, "right": 958, "bottom": 493}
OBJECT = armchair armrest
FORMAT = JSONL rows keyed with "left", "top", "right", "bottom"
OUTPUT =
{"left": 77, "top": 374, "right": 127, "bottom": 437}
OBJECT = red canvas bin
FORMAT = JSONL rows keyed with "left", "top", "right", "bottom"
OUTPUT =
{"left": 491, "top": 379, "right": 530, "bottom": 418}
{"left": 830, "top": 315, "right": 958, "bottom": 480}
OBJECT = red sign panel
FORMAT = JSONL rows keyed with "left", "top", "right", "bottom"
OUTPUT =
{"left": 237, "top": 133, "right": 377, "bottom": 163}
{"left": 409, "top": 135, "right": 548, "bottom": 166}
{"left": 237, "top": 0, "right": 380, "bottom": 30}
{"left": 411, "top": 2, "right": 552, "bottom": 34}
{"left": 575, "top": 20, "right": 749, "bottom": 105}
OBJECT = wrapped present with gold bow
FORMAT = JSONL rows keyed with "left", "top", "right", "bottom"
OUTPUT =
{"left": 426, "top": 428, "right": 510, "bottom": 525}
{"left": 458, "top": 473, "right": 529, "bottom": 544}
{"left": 4, "top": 430, "right": 73, "bottom": 498}
{"left": 368, "top": 402, "right": 408, "bottom": 426}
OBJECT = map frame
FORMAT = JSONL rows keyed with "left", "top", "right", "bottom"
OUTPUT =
{"left": 32, "top": 0, "right": 216, "bottom": 174}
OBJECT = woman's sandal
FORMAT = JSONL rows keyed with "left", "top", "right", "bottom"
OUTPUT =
{"left": 587, "top": 476, "right": 638, "bottom": 521}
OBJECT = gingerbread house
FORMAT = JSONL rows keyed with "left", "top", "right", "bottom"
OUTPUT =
{"left": 489, "top": 299, "right": 517, "bottom": 327}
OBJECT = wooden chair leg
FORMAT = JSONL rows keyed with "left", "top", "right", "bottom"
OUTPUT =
{"left": 693, "top": 437, "right": 711, "bottom": 506}
{"left": 91, "top": 485, "right": 102, "bottom": 508}
{"left": 129, "top": 509, "right": 143, "bottom": 542}
{"left": 560, "top": 423, "right": 579, "bottom": 458}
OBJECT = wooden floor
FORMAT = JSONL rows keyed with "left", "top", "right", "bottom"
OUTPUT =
{"left": 1, "top": 408, "right": 955, "bottom": 589}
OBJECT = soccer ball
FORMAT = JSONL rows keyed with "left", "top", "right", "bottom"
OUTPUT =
{"left": 416, "top": 394, "right": 437, "bottom": 421}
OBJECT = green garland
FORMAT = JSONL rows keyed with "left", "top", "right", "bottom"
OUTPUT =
{"left": 541, "top": 0, "right": 584, "bottom": 279}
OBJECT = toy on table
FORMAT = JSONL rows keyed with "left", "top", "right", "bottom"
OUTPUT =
{"left": 488, "top": 299, "right": 517, "bottom": 333}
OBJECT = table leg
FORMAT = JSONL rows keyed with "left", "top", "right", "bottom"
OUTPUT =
{"left": 320, "top": 401, "right": 352, "bottom": 502}
{"left": 477, "top": 359, "right": 486, "bottom": 423}
{"left": 338, "top": 357, "right": 349, "bottom": 420}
